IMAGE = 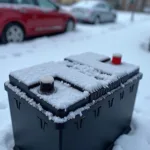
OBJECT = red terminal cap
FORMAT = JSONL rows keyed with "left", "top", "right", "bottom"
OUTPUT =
{"left": 112, "top": 53, "right": 122, "bottom": 65}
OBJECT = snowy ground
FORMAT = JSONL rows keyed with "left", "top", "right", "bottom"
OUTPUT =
{"left": 0, "top": 11, "right": 150, "bottom": 150}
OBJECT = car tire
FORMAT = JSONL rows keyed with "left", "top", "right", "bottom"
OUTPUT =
{"left": 65, "top": 20, "right": 75, "bottom": 32}
{"left": 1, "top": 23, "right": 25, "bottom": 43}
{"left": 93, "top": 16, "right": 101, "bottom": 25}
{"left": 13, "top": 146, "right": 21, "bottom": 150}
{"left": 112, "top": 14, "right": 117, "bottom": 22}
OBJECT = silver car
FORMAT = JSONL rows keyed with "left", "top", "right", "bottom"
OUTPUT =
{"left": 71, "top": 0, "right": 117, "bottom": 24}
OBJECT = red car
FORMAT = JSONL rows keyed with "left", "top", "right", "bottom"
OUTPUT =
{"left": 0, "top": 0, "right": 76, "bottom": 43}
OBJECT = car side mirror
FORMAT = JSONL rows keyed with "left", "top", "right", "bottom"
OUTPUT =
{"left": 56, "top": 6, "right": 60, "bottom": 10}
{"left": 55, "top": 5, "right": 60, "bottom": 11}
{"left": 109, "top": 6, "right": 113, "bottom": 11}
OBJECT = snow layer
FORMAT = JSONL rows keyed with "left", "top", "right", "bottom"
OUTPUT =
{"left": 11, "top": 51, "right": 139, "bottom": 109}
{"left": 11, "top": 51, "right": 139, "bottom": 95}
{"left": 1, "top": 11, "right": 150, "bottom": 150}
{"left": 72, "top": 0, "right": 99, "bottom": 9}
{"left": 5, "top": 81, "right": 91, "bottom": 123}
{"left": 40, "top": 75, "right": 54, "bottom": 84}
{"left": 0, "top": 3, "right": 61, "bottom": 12}
{"left": 64, "top": 60, "right": 117, "bottom": 86}
{"left": 10, "top": 62, "right": 102, "bottom": 92}
{"left": 0, "top": 3, "right": 40, "bottom": 9}
{"left": 31, "top": 80, "right": 89, "bottom": 109}
{"left": 65, "top": 52, "right": 139, "bottom": 76}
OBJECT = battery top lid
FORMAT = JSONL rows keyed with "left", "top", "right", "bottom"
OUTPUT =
{"left": 9, "top": 52, "right": 139, "bottom": 110}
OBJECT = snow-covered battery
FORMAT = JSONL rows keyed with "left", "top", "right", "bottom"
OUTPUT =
{"left": 5, "top": 52, "right": 142, "bottom": 150}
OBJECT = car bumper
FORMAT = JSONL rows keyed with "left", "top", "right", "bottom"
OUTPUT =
{"left": 74, "top": 16, "right": 93, "bottom": 23}
{"left": 0, "top": 27, "right": 3, "bottom": 37}
{"left": 71, "top": 12, "right": 93, "bottom": 23}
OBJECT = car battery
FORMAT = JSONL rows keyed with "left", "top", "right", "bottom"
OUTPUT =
{"left": 5, "top": 52, "right": 142, "bottom": 150}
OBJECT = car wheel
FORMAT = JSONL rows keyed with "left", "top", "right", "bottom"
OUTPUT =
{"left": 112, "top": 14, "right": 117, "bottom": 22}
{"left": 2, "top": 23, "right": 25, "bottom": 43}
{"left": 13, "top": 146, "right": 21, "bottom": 150}
{"left": 65, "top": 20, "right": 75, "bottom": 32}
{"left": 93, "top": 16, "right": 100, "bottom": 25}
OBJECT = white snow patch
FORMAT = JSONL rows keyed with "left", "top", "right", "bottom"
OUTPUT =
{"left": 64, "top": 60, "right": 118, "bottom": 86}
{"left": 72, "top": 0, "right": 100, "bottom": 9}
{"left": 5, "top": 82, "right": 90, "bottom": 123}
{"left": 31, "top": 80, "right": 89, "bottom": 109}
{"left": 0, "top": 3, "right": 62, "bottom": 12}
{"left": 11, "top": 52, "right": 139, "bottom": 97}
{"left": 10, "top": 62, "right": 102, "bottom": 92}
{"left": 40, "top": 75, "right": 54, "bottom": 84}
{"left": 113, "top": 113, "right": 150, "bottom": 150}
{"left": 65, "top": 52, "right": 139, "bottom": 76}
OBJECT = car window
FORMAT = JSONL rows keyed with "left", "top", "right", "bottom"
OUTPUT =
{"left": 14, "top": 0, "right": 35, "bottom": 5}
{"left": 37, "top": 0, "right": 56, "bottom": 9}
{"left": 104, "top": 3, "right": 111, "bottom": 9}
{"left": 95, "top": 3, "right": 106, "bottom": 8}
{"left": 95, "top": 3, "right": 110, "bottom": 10}
{"left": 0, "top": 0, "right": 10, "bottom": 3}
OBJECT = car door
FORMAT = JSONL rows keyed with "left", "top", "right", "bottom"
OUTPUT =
{"left": 94, "top": 3, "right": 110, "bottom": 22}
{"left": 13, "top": 0, "right": 43, "bottom": 35}
{"left": 94, "top": 3, "right": 107, "bottom": 22}
{"left": 35, "top": 0, "right": 64, "bottom": 33}
{"left": 103, "top": 2, "right": 114, "bottom": 21}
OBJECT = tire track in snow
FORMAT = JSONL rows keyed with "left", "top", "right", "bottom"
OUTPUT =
{"left": 12, "top": 52, "right": 23, "bottom": 58}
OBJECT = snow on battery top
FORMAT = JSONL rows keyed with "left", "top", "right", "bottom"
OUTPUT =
{"left": 10, "top": 52, "right": 139, "bottom": 109}
{"left": 10, "top": 52, "right": 139, "bottom": 92}
{"left": 31, "top": 81, "right": 89, "bottom": 109}
{"left": 10, "top": 62, "right": 101, "bottom": 91}
{"left": 65, "top": 52, "right": 139, "bottom": 76}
